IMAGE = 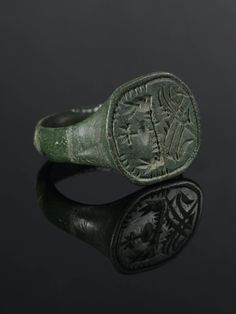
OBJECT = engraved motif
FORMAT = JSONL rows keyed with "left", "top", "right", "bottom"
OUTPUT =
{"left": 115, "top": 183, "right": 201, "bottom": 271}
{"left": 112, "top": 75, "right": 200, "bottom": 182}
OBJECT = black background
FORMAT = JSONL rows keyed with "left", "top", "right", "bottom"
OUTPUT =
{"left": 1, "top": 0, "right": 236, "bottom": 313}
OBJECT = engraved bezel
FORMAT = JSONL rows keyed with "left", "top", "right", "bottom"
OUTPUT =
{"left": 107, "top": 72, "right": 201, "bottom": 185}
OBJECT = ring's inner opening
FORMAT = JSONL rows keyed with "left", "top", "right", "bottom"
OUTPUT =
{"left": 41, "top": 110, "right": 92, "bottom": 128}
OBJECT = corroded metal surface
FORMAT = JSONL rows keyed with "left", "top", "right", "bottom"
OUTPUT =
{"left": 34, "top": 73, "right": 200, "bottom": 185}
{"left": 109, "top": 73, "right": 200, "bottom": 183}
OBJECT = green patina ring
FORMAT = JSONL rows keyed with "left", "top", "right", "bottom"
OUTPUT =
{"left": 34, "top": 72, "right": 201, "bottom": 185}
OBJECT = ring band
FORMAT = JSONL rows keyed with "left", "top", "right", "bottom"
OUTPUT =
{"left": 37, "top": 163, "right": 203, "bottom": 274}
{"left": 34, "top": 72, "right": 201, "bottom": 185}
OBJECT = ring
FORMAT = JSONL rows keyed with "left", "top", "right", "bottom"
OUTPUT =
{"left": 34, "top": 72, "right": 201, "bottom": 185}
{"left": 37, "top": 163, "right": 203, "bottom": 274}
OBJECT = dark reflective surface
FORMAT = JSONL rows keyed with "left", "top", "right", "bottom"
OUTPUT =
{"left": 37, "top": 163, "right": 203, "bottom": 274}
{"left": 1, "top": 0, "right": 236, "bottom": 313}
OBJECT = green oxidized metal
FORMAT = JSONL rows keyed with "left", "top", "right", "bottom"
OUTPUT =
{"left": 34, "top": 72, "right": 201, "bottom": 185}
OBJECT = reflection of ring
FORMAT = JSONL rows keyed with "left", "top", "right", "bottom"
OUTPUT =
{"left": 37, "top": 163, "right": 203, "bottom": 274}
{"left": 34, "top": 72, "right": 201, "bottom": 185}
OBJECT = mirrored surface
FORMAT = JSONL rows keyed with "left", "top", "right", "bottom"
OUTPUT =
{"left": 37, "top": 163, "right": 203, "bottom": 274}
